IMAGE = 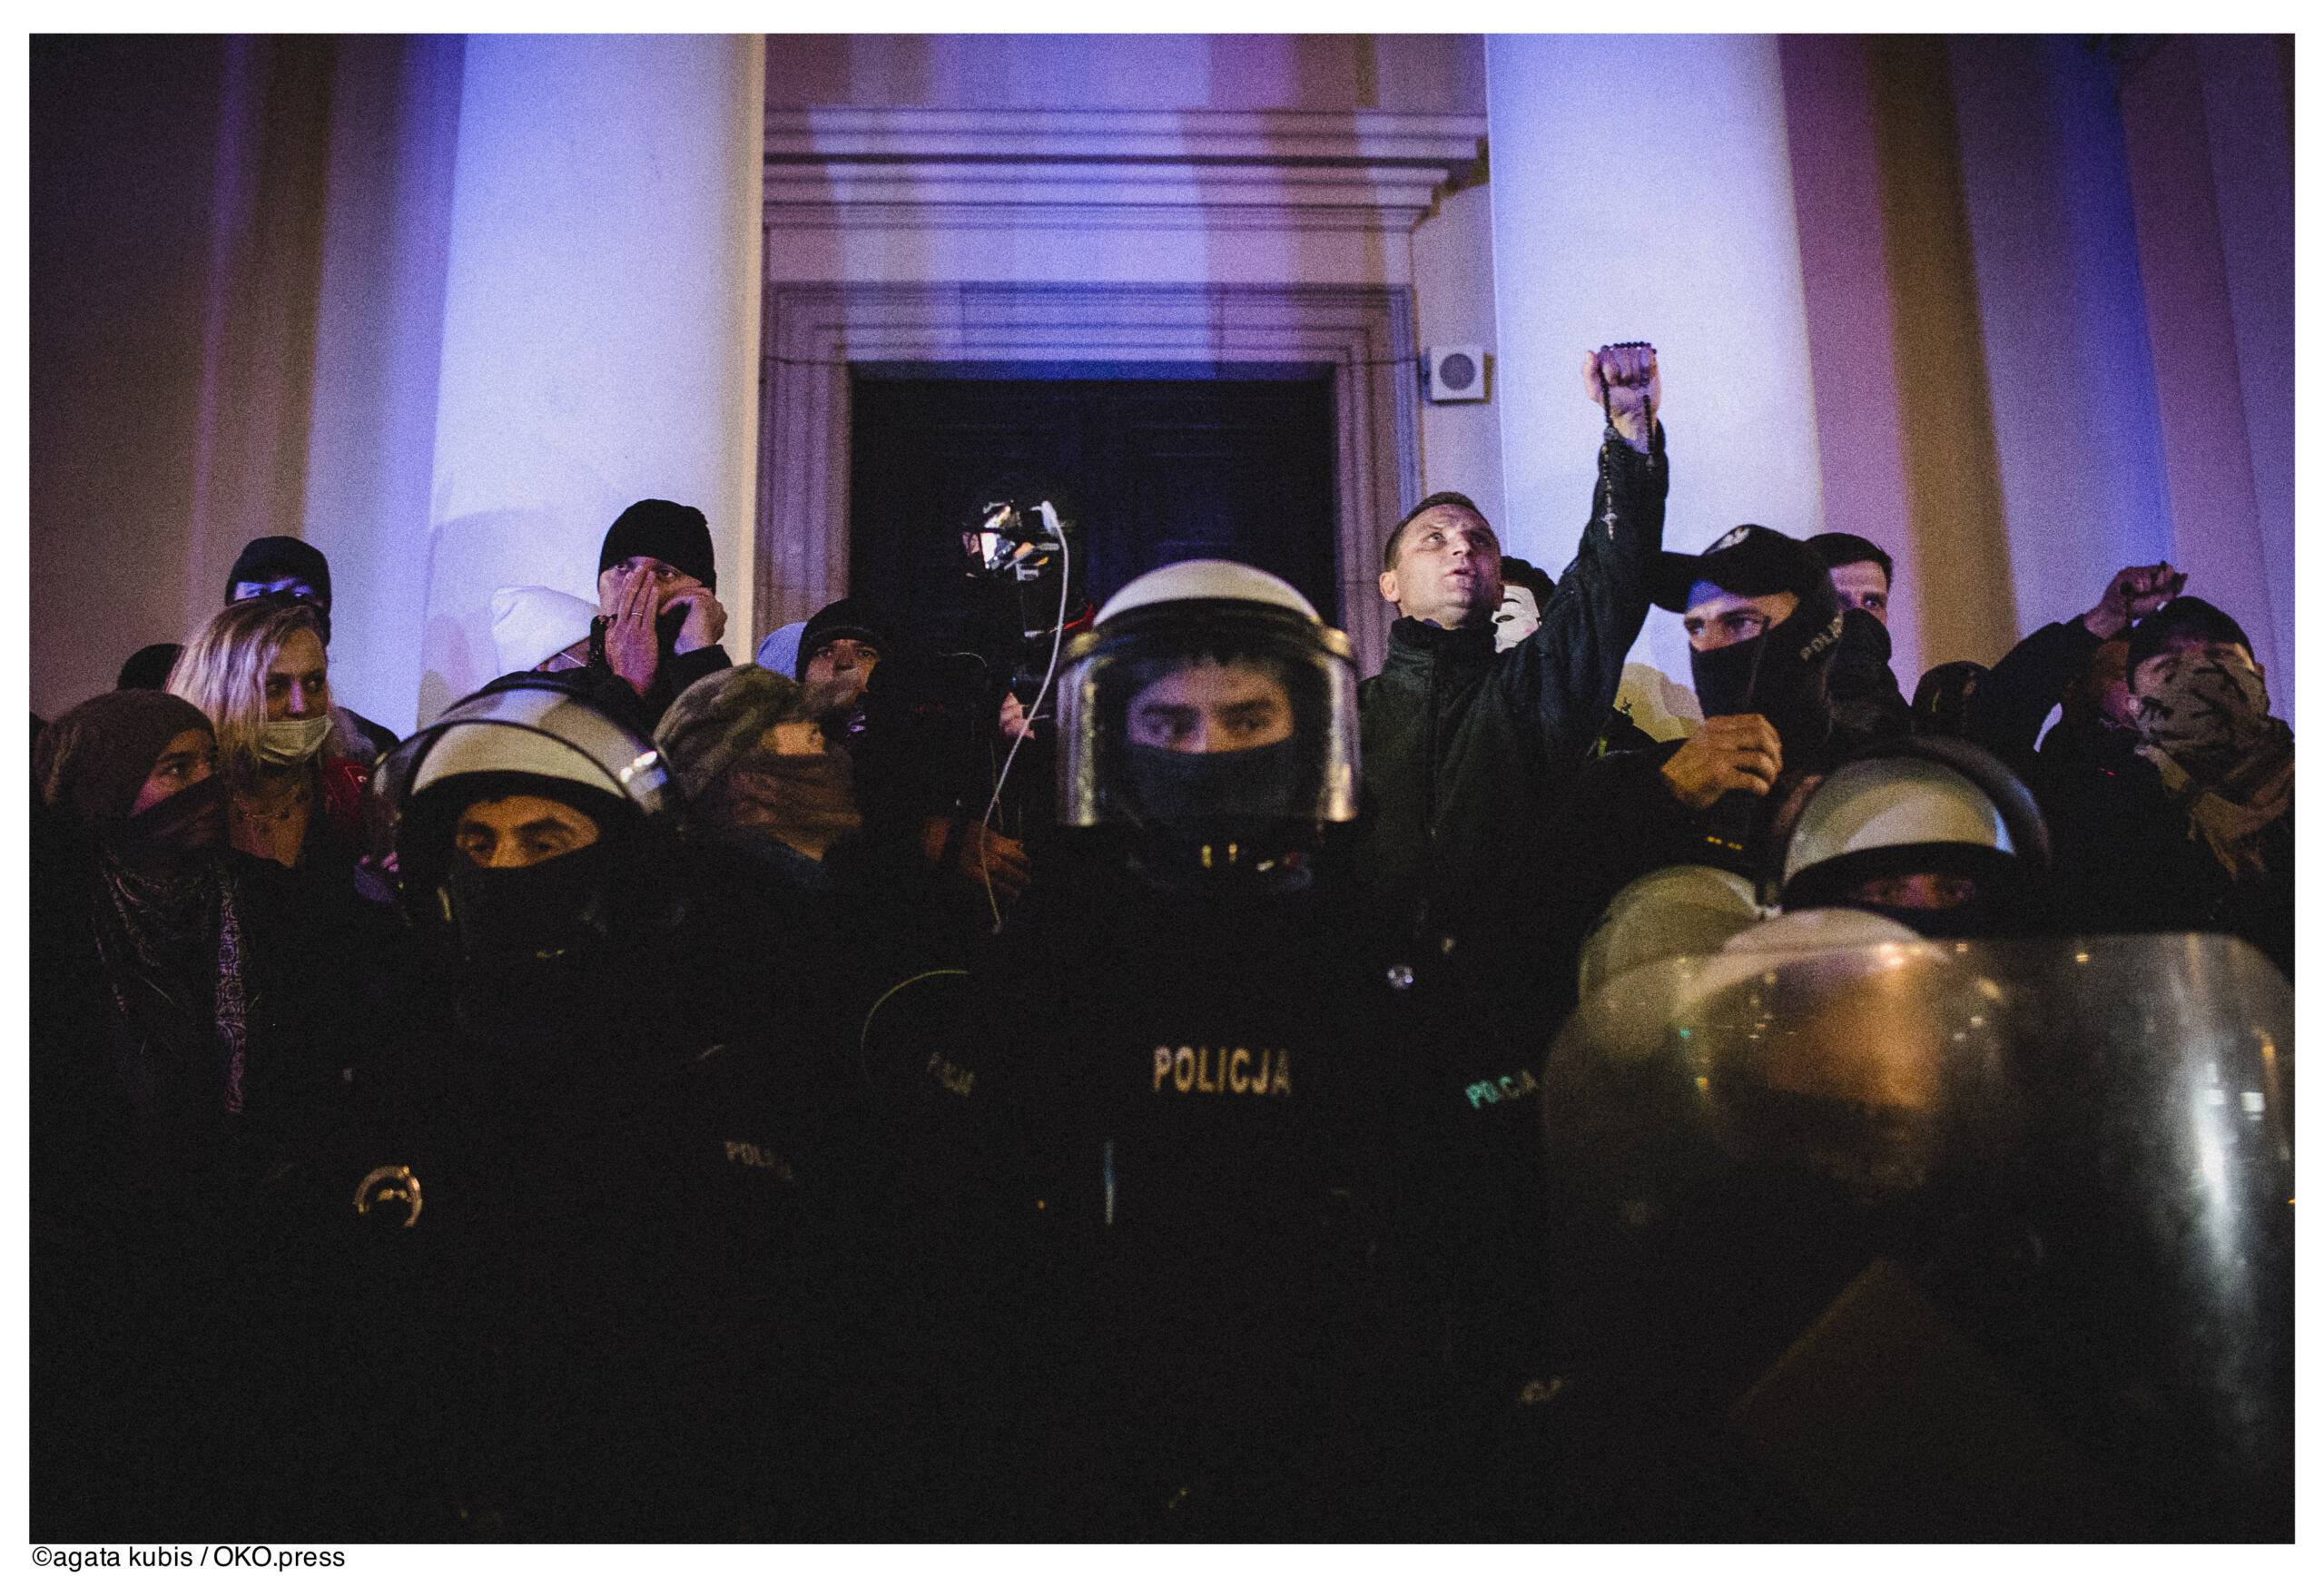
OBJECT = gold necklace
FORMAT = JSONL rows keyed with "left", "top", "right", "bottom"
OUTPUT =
{"left": 234, "top": 776, "right": 312, "bottom": 824}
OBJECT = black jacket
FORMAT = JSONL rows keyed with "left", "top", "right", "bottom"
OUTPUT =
{"left": 580, "top": 621, "right": 732, "bottom": 733}
{"left": 859, "top": 861, "right": 1480, "bottom": 1537}
{"left": 1353, "top": 426, "right": 1668, "bottom": 944}
{"left": 1954, "top": 617, "right": 2297, "bottom": 971}
{"left": 1969, "top": 616, "right": 2105, "bottom": 771}
{"left": 28, "top": 824, "right": 366, "bottom": 1542}
{"left": 253, "top": 901, "right": 893, "bottom": 1542}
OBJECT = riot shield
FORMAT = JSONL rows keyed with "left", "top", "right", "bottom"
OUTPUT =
{"left": 1539, "top": 927, "right": 2292, "bottom": 1540}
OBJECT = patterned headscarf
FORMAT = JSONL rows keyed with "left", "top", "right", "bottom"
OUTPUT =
{"left": 34, "top": 691, "right": 250, "bottom": 1121}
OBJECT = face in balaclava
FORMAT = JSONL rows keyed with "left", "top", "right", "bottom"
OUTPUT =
{"left": 444, "top": 839, "right": 631, "bottom": 1054}
{"left": 1689, "top": 575, "right": 1845, "bottom": 761}
{"left": 116, "top": 774, "right": 229, "bottom": 873}
{"left": 1825, "top": 607, "right": 1900, "bottom": 731}
{"left": 34, "top": 691, "right": 227, "bottom": 872}
{"left": 1126, "top": 738, "right": 1304, "bottom": 826}
{"left": 416, "top": 776, "right": 640, "bottom": 1050}
{"left": 444, "top": 840, "right": 618, "bottom": 972}
{"left": 2132, "top": 647, "right": 2281, "bottom": 784}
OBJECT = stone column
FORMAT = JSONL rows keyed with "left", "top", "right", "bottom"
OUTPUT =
{"left": 417, "top": 34, "right": 764, "bottom": 722}
{"left": 2119, "top": 36, "right": 2293, "bottom": 722}
{"left": 1485, "top": 34, "right": 1826, "bottom": 706}
{"left": 1949, "top": 36, "right": 2174, "bottom": 650}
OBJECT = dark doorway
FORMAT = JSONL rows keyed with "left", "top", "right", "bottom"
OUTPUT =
{"left": 847, "top": 369, "right": 1339, "bottom": 652}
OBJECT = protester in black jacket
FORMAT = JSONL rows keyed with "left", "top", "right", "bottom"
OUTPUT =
{"left": 1542, "top": 524, "right": 1860, "bottom": 1015}
{"left": 2030, "top": 596, "right": 2294, "bottom": 978}
{"left": 1965, "top": 560, "right": 2184, "bottom": 771}
{"left": 1939, "top": 562, "right": 2297, "bottom": 964}
{"left": 1809, "top": 530, "right": 1913, "bottom": 741}
{"left": 580, "top": 498, "right": 734, "bottom": 731}
{"left": 1353, "top": 342, "right": 1668, "bottom": 955}
{"left": 29, "top": 691, "right": 352, "bottom": 1539}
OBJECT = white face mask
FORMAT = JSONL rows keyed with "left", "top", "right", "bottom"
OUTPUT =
{"left": 256, "top": 715, "right": 331, "bottom": 767}
{"left": 1492, "top": 585, "right": 1541, "bottom": 652}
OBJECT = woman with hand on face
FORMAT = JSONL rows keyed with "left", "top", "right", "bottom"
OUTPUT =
{"left": 170, "top": 596, "right": 370, "bottom": 876}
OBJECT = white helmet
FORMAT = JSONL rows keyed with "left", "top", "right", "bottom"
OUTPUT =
{"left": 1054, "top": 560, "right": 1359, "bottom": 846}
{"left": 1578, "top": 863, "right": 1765, "bottom": 1001}
{"left": 370, "top": 676, "right": 678, "bottom": 934}
{"left": 1777, "top": 736, "right": 2049, "bottom": 936}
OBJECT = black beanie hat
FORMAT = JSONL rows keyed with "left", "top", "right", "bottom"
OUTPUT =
{"left": 795, "top": 597, "right": 891, "bottom": 679}
{"left": 117, "top": 642, "right": 185, "bottom": 692}
{"left": 600, "top": 499, "right": 716, "bottom": 591}
{"left": 226, "top": 536, "right": 332, "bottom": 610}
{"left": 2126, "top": 595, "right": 2254, "bottom": 676}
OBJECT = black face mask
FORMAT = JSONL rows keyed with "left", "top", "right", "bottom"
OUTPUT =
{"left": 1126, "top": 739, "right": 1302, "bottom": 825}
{"left": 1846, "top": 898, "right": 2005, "bottom": 941}
{"left": 442, "top": 840, "right": 618, "bottom": 971}
{"left": 113, "top": 774, "right": 227, "bottom": 873}
{"left": 1688, "top": 592, "right": 1842, "bottom": 759}
{"left": 1826, "top": 608, "right": 1894, "bottom": 698}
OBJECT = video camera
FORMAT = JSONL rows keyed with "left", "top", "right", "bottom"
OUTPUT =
{"left": 958, "top": 494, "right": 1087, "bottom": 708}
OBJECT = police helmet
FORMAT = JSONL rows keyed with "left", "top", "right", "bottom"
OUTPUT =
{"left": 371, "top": 675, "right": 677, "bottom": 935}
{"left": 1577, "top": 863, "right": 1764, "bottom": 1001}
{"left": 1776, "top": 735, "right": 2049, "bottom": 936}
{"left": 1053, "top": 560, "right": 1358, "bottom": 849}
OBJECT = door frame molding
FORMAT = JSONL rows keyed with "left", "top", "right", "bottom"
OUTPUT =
{"left": 756, "top": 281, "right": 1419, "bottom": 672}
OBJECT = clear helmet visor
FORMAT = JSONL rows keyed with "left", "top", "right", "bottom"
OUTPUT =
{"left": 1541, "top": 930, "right": 2293, "bottom": 1505}
{"left": 1054, "top": 602, "right": 1358, "bottom": 829}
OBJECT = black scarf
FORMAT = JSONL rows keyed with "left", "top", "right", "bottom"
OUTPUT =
{"left": 1687, "top": 583, "right": 1843, "bottom": 862}
{"left": 86, "top": 784, "right": 250, "bottom": 1124}
{"left": 1687, "top": 587, "right": 1843, "bottom": 758}
{"left": 1825, "top": 608, "right": 1909, "bottom": 738}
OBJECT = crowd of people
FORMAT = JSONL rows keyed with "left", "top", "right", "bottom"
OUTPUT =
{"left": 28, "top": 343, "right": 2294, "bottom": 1541}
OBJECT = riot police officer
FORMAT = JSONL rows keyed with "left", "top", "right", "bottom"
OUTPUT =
{"left": 293, "top": 679, "right": 860, "bottom": 1539}
{"left": 865, "top": 560, "right": 1463, "bottom": 1538}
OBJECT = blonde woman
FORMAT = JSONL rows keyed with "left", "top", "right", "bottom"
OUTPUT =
{"left": 170, "top": 597, "right": 369, "bottom": 873}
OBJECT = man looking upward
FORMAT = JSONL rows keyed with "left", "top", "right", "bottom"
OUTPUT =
{"left": 1353, "top": 342, "right": 1667, "bottom": 956}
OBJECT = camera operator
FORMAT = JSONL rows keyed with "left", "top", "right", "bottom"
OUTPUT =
{"left": 829, "top": 492, "right": 1088, "bottom": 942}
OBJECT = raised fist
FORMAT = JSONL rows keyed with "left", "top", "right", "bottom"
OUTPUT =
{"left": 1583, "top": 342, "right": 1660, "bottom": 454}
{"left": 2083, "top": 561, "right": 2186, "bottom": 639}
